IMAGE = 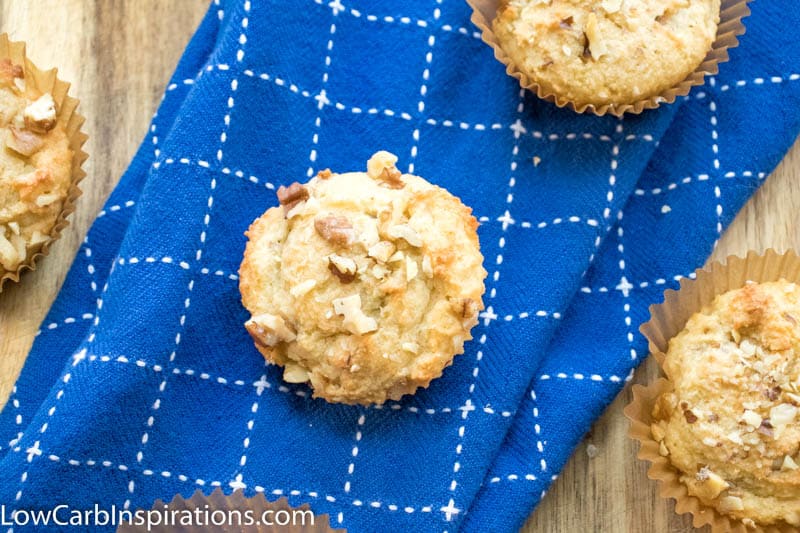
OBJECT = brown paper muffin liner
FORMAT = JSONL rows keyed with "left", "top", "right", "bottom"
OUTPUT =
{"left": 118, "top": 488, "right": 345, "bottom": 533}
{"left": 625, "top": 249, "right": 800, "bottom": 533}
{"left": 0, "top": 33, "right": 89, "bottom": 292}
{"left": 467, "top": 0, "right": 751, "bottom": 116}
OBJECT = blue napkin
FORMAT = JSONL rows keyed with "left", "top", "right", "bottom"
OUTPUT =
{"left": 2, "top": 1, "right": 799, "bottom": 532}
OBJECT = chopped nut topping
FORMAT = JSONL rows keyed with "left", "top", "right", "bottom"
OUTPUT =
{"left": 695, "top": 467, "right": 730, "bottom": 499}
{"left": 764, "top": 386, "right": 782, "bottom": 401}
{"left": 584, "top": 13, "right": 608, "bottom": 60}
{"left": 6, "top": 126, "right": 43, "bottom": 156}
{"left": 328, "top": 254, "right": 357, "bottom": 283}
{"left": 741, "top": 409, "right": 762, "bottom": 429}
{"left": 379, "top": 166, "right": 404, "bottom": 189}
{"left": 658, "top": 441, "right": 669, "bottom": 457}
{"left": 276, "top": 182, "right": 309, "bottom": 212}
{"left": 29, "top": 230, "right": 48, "bottom": 246}
{"left": 367, "top": 241, "right": 395, "bottom": 263}
{"left": 314, "top": 215, "right": 355, "bottom": 245}
{"left": 245, "top": 313, "right": 296, "bottom": 348}
{"left": 421, "top": 255, "right": 433, "bottom": 278}
{"left": 317, "top": 168, "right": 332, "bottom": 179}
{"left": 387, "top": 224, "right": 422, "bottom": 247}
{"left": 23, "top": 93, "right": 57, "bottom": 133}
{"left": 782, "top": 455, "right": 799, "bottom": 471}
{"left": 366, "top": 150, "right": 399, "bottom": 180}
{"left": 289, "top": 279, "right": 317, "bottom": 297}
{"left": 726, "top": 431, "right": 744, "bottom": 445}
{"left": 286, "top": 195, "right": 319, "bottom": 219}
{"left": 683, "top": 409, "right": 698, "bottom": 424}
{"left": 718, "top": 496, "right": 744, "bottom": 513}
{"left": 371, "top": 264, "right": 389, "bottom": 280}
{"left": 388, "top": 250, "right": 405, "bottom": 262}
{"left": 701, "top": 437, "right": 718, "bottom": 447}
{"left": 757, "top": 419, "right": 774, "bottom": 437}
{"left": 332, "top": 294, "right": 378, "bottom": 335}
{"left": 401, "top": 342, "right": 419, "bottom": 354}
{"left": 770, "top": 403, "right": 797, "bottom": 426}
{"left": 283, "top": 364, "right": 309, "bottom": 383}
{"left": 405, "top": 257, "right": 418, "bottom": 281}
{"left": 35, "top": 193, "right": 60, "bottom": 208}
{"left": 0, "top": 228, "right": 21, "bottom": 270}
{"left": 559, "top": 16, "right": 573, "bottom": 29}
{"left": 739, "top": 338, "right": 757, "bottom": 356}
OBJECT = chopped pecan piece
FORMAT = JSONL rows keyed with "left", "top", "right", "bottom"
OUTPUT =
{"left": 387, "top": 224, "right": 422, "bottom": 247}
{"left": 366, "top": 151, "right": 398, "bottom": 180}
{"left": 718, "top": 496, "right": 744, "bottom": 513}
{"left": 6, "top": 127, "right": 43, "bottom": 157}
{"left": 317, "top": 168, "right": 332, "bottom": 179}
{"left": 367, "top": 241, "right": 395, "bottom": 263}
{"left": 379, "top": 167, "right": 404, "bottom": 189}
{"left": 245, "top": 313, "right": 296, "bottom": 348}
{"left": 683, "top": 409, "right": 698, "bottom": 424}
{"left": 332, "top": 294, "right": 377, "bottom": 335}
{"left": 328, "top": 254, "right": 357, "bottom": 283}
{"left": 314, "top": 215, "right": 354, "bottom": 246}
{"left": 764, "top": 386, "right": 781, "bottom": 401}
{"left": 276, "top": 182, "right": 309, "bottom": 213}
{"left": 23, "top": 94, "right": 57, "bottom": 133}
{"left": 283, "top": 364, "right": 310, "bottom": 383}
{"left": 694, "top": 467, "right": 730, "bottom": 499}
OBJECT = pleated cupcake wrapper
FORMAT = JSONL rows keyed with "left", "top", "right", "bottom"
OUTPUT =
{"left": 467, "top": 0, "right": 751, "bottom": 116}
{"left": 0, "top": 33, "right": 89, "bottom": 292}
{"left": 117, "top": 488, "right": 345, "bottom": 533}
{"left": 625, "top": 249, "right": 800, "bottom": 533}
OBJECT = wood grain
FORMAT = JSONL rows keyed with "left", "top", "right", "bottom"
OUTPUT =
{"left": 0, "top": 2, "right": 797, "bottom": 531}
{"left": 0, "top": 0, "right": 207, "bottom": 406}
{"left": 523, "top": 140, "right": 800, "bottom": 533}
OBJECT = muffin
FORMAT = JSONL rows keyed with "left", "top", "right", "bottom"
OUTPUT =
{"left": 239, "top": 151, "right": 487, "bottom": 405}
{"left": 492, "top": 0, "right": 721, "bottom": 107}
{"left": 0, "top": 58, "right": 74, "bottom": 277}
{"left": 650, "top": 281, "right": 800, "bottom": 528}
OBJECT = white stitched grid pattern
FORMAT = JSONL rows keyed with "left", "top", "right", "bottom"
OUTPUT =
{"left": 2, "top": 1, "right": 796, "bottom": 531}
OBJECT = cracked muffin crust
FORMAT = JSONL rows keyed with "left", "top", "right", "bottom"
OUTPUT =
{"left": 651, "top": 281, "right": 800, "bottom": 528}
{"left": 0, "top": 59, "right": 73, "bottom": 276}
{"left": 239, "top": 152, "right": 487, "bottom": 405}
{"left": 493, "top": 0, "right": 720, "bottom": 106}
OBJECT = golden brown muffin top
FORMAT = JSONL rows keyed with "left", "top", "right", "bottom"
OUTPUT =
{"left": 239, "top": 152, "right": 487, "bottom": 405}
{"left": 493, "top": 0, "right": 720, "bottom": 106}
{"left": 652, "top": 281, "right": 800, "bottom": 528}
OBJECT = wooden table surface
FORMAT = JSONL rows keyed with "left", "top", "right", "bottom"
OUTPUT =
{"left": 0, "top": 2, "right": 797, "bottom": 532}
